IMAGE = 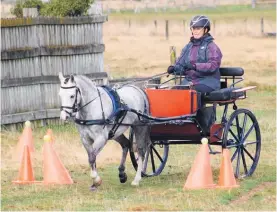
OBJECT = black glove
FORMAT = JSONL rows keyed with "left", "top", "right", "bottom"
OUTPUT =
{"left": 167, "top": 65, "right": 175, "bottom": 74}
{"left": 185, "top": 63, "right": 196, "bottom": 71}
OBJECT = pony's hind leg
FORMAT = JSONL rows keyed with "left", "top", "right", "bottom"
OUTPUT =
{"left": 130, "top": 126, "right": 149, "bottom": 186}
{"left": 132, "top": 126, "right": 150, "bottom": 186}
{"left": 114, "top": 134, "right": 130, "bottom": 183}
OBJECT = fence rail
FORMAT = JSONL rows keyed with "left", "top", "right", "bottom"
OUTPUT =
{"left": 1, "top": 74, "right": 160, "bottom": 127}
{"left": 1, "top": 16, "right": 108, "bottom": 129}
{"left": 1, "top": 16, "right": 107, "bottom": 51}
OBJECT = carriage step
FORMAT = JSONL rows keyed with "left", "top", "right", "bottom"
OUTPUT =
{"left": 209, "top": 151, "right": 221, "bottom": 155}
{"left": 208, "top": 143, "right": 221, "bottom": 155}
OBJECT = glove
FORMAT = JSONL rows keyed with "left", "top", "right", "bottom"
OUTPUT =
{"left": 184, "top": 63, "right": 196, "bottom": 71}
{"left": 167, "top": 65, "right": 175, "bottom": 74}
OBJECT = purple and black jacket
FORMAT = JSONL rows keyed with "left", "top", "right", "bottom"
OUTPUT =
{"left": 174, "top": 34, "right": 223, "bottom": 91}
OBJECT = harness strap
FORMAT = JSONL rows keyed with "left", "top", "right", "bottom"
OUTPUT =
{"left": 97, "top": 87, "right": 106, "bottom": 122}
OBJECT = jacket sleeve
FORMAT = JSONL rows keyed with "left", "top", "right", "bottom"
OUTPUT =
{"left": 195, "top": 42, "right": 223, "bottom": 74}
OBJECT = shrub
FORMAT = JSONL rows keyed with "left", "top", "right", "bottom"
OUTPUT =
{"left": 11, "top": 0, "right": 94, "bottom": 18}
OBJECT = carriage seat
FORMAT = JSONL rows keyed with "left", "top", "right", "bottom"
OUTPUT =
{"left": 203, "top": 87, "right": 245, "bottom": 101}
{"left": 203, "top": 67, "right": 245, "bottom": 102}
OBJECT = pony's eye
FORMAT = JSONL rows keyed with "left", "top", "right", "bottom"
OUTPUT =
{"left": 70, "top": 95, "right": 75, "bottom": 99}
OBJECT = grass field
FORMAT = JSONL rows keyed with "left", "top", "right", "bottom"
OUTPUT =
{"left": 1, "top": 7, "right": 276, "bottom": 211}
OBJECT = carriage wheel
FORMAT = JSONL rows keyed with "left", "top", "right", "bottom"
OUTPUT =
{"left": 129, "top": 128, "right": 169, "bottom": 177}
{"left": 223, "top": 108, "right": 261, "bottom": 178}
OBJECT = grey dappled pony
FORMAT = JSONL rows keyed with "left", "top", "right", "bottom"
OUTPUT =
{"left": 58, "top": 73, "right": 150, "bottom": 190}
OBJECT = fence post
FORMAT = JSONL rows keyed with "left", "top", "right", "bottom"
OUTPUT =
{"left": 213, "top": 20, "right": 216, "bottom": 35}
{"left": 183, "top": 20, "right": 186, "bottom": 34}
{"left": 170, "top": 46, "right": 176, "bottom": 65}
{"left": 252, "top": 0, "right": 256, "bottom": 9}
{"left": 165, "top": 20, "right": 169, "bottom": 40}
{"left": 154, "top": 20, "right": 157, "bottom": 30}
{"left": 261, "top": 17, "right": 264, "bottom": 35}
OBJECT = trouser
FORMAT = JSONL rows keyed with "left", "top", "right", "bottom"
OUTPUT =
{"left": 191, "top": 84, "right": 215, "bottom": 93}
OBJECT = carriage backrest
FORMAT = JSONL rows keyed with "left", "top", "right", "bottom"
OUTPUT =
{"left": 219, "top": 67, "right": 244, "bottom": 76}
{"left": 219, "top": 67, "right": 244, "bottom": 89}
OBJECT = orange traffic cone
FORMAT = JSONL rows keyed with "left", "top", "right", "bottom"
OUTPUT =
{"left": 13, "top": 145, "right": 38, "bottom": 184}
{"left": 42, "top": 135, "right": 73, "bottom": 184}
{"left": 46, "top": 129, "right": 55, "bottom": 144}
{"left": 15, "top": 121, "right": 35, "bottom": 161}
{"left": 184, "top": 138, "right": 216, "bottom": 189}
{"left": 217, "top": 149, "right": 239, "bottom": 188}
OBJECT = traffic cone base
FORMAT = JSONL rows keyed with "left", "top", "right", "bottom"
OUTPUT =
{"left": 185, "top": 183, "right": 216, "bottom": 190}
{"left": 12, "top": 180, "right": 41, "bottom": 184}
{"left": 216, "top": 184, "right": 239, "bottom": 189}
{"left": 12, "top": 145, "right": 39, "bottom": 185}
{"left": 42, "top": 135, "right": 73, "bottom": 185}
{"left": 217, "top": 149, "right": 239, "bottom": 189}
{"left": 183, "top": 138, "right": 216, "bottom": 190}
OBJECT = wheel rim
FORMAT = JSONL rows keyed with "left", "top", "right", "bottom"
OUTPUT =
{"left": 223, "top": 109, "right": 261, "bottom": 178}
{"left": 129, "top": 129, "right": 169, "bottom": 177}
{"left": 141, "top": 142, "right": 169, "bottom": 176}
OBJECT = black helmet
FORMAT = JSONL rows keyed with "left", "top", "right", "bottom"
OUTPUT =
{"left": 190, "top": 15, "right": 211, "bottom": 32}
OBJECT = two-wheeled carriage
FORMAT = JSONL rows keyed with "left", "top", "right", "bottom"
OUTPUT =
{"left": 128, "top": 67, "right": 261, "bottom": 179}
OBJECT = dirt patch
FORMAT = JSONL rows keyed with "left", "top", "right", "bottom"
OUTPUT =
{"left": 231, "top": 182, "right": 276, "bottom": 205}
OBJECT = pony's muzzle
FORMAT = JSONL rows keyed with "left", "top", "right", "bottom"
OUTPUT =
{"left": 60, "top": 110, "right": 70, "bottom": 121}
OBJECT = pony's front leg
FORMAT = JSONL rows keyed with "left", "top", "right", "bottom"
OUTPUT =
{"left": 86, "top": 137, "right": 107, "bottom": 191}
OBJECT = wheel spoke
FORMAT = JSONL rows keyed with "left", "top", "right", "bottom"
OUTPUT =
{"left": 152, "top": 145, "right": 164, "bottom": 163}
{"left": 241, "top": 148, "right": 248, "bottom": 174}
{"left": 150, "top": 146, "right": 156, "bottom": 173}
{"left": 235, "top": 147, "right": 241, "bottom": 177}
{"left": 229, "top": 129, "right": 240, "bottom": 143}
{"left": 243, "top": 147, "right": 255, "bottom": 161}
{"left": 142, "top": 149, "right": 149, "bottom": 172}
{"left": 244, "top": 141, "right": 259, "bottom": 146}
{"left": 235, "top": 116, "right": 241, "bottom": 139}
{"left": 242, "top": 123, "right": 255, "bottom": 143}
{"left": 241, "top": 114, "right": 248, "bottom": 139}
{"left": 231, "top": 147, "right": 239, "bottom": 161}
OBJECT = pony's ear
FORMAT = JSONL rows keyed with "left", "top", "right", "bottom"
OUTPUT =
{"left": 58, "top": 72, "right": 64, "bottom": 82}
{"left": 91, "top": 80, "right": 96, "bottom": 86}
{"left": 70, "top": 75, "right": 75, "bottom": 83}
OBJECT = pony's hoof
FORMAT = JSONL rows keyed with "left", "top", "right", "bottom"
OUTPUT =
{"left": 93, "top": 177, "right": 102, "bottom": 187}
{"left": 90, "top": 185, "right": 98, "bottom": 192}
{"left": 119, "top": 173, "right": 127, "bottom": 183}
{"left": 131, "top": 181, "right": 139, "bottom": 186}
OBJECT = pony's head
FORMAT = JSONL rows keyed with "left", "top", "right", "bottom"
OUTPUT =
{"left": 58, "top": 72, "right": 81, "bottom": 120}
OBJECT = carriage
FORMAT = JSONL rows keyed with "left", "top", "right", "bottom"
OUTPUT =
{"left": 59, "top": 66, "right": 261, "bottom": 189}
{"left": 128, "top": 67, "right": 261, "bottom": 179}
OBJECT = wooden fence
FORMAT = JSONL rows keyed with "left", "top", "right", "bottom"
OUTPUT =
{"left": 1, "top": 16, "right": 108, "bottom": 129}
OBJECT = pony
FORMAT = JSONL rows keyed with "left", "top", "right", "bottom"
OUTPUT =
{"left": 58, "top": 73, "right": 150, "bottom": 191}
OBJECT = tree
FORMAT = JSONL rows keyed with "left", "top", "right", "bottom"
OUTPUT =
{"left": 11, "top": 0, "right": 44, "bottom": 18}
{"left": 11, "top": 0, "right": 94, "bottom": 18}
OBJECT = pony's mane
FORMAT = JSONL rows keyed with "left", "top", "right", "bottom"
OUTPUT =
{"left": 75, "top": 75, "right": 95, "bottom": 87}
{"left": 74, "top": 75, "right": 97, "bottom": 97}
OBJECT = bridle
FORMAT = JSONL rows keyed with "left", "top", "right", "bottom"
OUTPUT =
{"left": 60, "top": 85, "right": 81, "bottom": 117}
{"left": 60, "top": 84, "right": 104, "bottom": 118}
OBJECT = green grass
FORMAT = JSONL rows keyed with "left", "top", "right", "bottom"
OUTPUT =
{"left": 1, "top": 88, "right": 276, "bottom": 211}
{"left": 109, "top": 4, "right": 276, "bottom": 21}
